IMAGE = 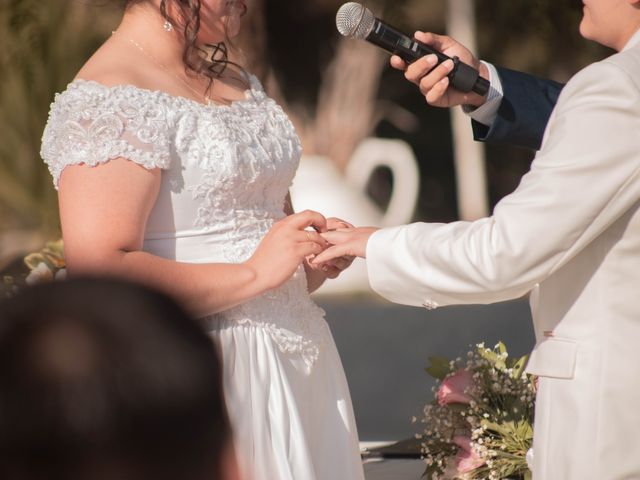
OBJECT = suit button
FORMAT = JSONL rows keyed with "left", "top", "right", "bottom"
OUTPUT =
{"left": 422, "top": 300, "right": 439, "bottom": 310}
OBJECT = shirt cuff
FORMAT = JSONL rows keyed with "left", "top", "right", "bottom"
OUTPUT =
{"left": 461, "top": 61, "right": 503, "bottom": 126}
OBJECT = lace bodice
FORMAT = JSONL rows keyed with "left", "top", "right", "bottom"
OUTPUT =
{"left": 41, "top": 75, "right": 330, "bottom": 368}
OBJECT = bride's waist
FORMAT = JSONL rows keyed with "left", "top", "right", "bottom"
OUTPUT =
{"left": 206, "top": 279, "right": 325, "bottom": 326}
{"left": 143, "top": 230, "right": 265, "bottom": 262}
{"left": 205, "top": 299, "right": 330, "bottom": 368}
{"left": 206, "top": 306, "right": 326, "bottom": 328}
{"left": 204, "top": 297, "right": 328, "bottom": 337}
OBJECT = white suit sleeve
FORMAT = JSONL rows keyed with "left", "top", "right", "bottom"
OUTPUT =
{"left": 366, "top": 59, "right": 640, "bottom": 308}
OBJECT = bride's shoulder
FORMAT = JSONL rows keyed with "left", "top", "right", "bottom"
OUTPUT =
{"left": 49, "top": 43, "right": 172, "bottom": 120}
{"left": 49, "top": 72, "right": 142, "bottom": 120}
{"left": 41, "top": 46, "right": 175, "bottom": 188}
{"left": 53, "top": 37, "right": 160, "bottom": 108}
{"left": 75, "top": 34, "right": 150, "bottom": 87}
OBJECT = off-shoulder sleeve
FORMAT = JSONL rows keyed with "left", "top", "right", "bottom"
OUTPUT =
{"left": 40, "top": 81, "right": 173, "bottom": 188}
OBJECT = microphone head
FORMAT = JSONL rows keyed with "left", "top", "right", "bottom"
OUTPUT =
{"left": 336, "top": 2, "right": 375, "bottom": 40}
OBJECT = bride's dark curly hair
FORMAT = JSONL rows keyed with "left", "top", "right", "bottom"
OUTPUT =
{"left": 124, "top": 0, "right": 247, "bottom": 88}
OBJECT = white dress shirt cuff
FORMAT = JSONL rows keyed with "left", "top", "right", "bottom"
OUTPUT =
{"left": 461, "top": 61, "right": 504, "bottom": 126}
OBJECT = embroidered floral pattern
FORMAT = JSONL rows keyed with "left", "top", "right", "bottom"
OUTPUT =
{"left": 41, "top": 80, "right": 172, "bottom": 187}
{"left": 41, "top": 75, "right": 329, "bottom": 368}
{"left": 210, "top": 266, "right": 331, "bottom": 369}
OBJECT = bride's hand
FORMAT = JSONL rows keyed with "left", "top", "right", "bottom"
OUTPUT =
{"left": 313, "top": 254, "right": 356, "bottom": 279}
{"left": 307, "top": 217, "right": 356, "bottom": 279}
{"left": 245, "top": 210, "right": 328, "bottom": 291}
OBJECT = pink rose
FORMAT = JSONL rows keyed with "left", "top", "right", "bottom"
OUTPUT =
{"left": 437, "top": 369, "right": 474, "bottom": 405}
{"left": 453, "top": 435, "right": 485, "bottom": 473}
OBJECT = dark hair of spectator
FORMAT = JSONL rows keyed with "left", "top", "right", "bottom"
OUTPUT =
{"left": 0, "top": 277, "right": 231, "bottom": 480}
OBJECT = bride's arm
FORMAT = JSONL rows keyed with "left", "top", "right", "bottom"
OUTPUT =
{"left": 59, "top": 158, "right": 327, "bottom": 317}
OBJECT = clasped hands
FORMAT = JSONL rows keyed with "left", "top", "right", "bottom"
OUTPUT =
{"left": 299, "top": 213, "right": 378, "bottom": 276}
{"left": 247, "top": 210, "right": 378, "bottom": 291}
{"left": 274, "top": 210, "right": 377, "bottom": 277}
{"left": 311, "top": 225, "right": 379, "bottom": 269}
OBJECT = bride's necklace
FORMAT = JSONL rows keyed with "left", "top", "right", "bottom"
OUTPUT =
{"left": 117, "top": 33, "right": 214, "bottom": 106}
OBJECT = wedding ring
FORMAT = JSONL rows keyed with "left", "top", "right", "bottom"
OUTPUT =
{"left": 305, "top": 230, "right": 312, "bottom": 241}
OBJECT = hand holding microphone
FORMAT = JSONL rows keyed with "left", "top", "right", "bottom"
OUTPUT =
{"left": 392, "top": 31, "right": 490, "bottom": 108}
{"left": 336, "top": 2, "right": 490, "bottom": 106}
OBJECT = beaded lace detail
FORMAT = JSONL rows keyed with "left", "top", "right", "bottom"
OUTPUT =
{"left": 40, "top": 75, "right": 329, "bottom": 369}
{"left": 41, "top": 80, "right": 173, "bottom": 187}
{"left": 209, "top": 266, "right": 331, "bottom": 369}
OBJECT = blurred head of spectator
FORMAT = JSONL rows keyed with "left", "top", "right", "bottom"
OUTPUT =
{"left": 0, "top": 277, "right": 240, "bottom": 480}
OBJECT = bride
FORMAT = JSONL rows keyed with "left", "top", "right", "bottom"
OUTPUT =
{"left": 40, "top": 1, "right": 364, "bottom": 479}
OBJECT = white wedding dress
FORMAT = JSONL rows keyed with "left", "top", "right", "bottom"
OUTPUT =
{"left": 41, "top": 74, "right": 365, "bottom": 480}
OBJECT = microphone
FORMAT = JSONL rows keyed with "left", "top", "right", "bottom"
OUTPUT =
{"left": 336, "top": 2, "right": 489, "bottom": 97}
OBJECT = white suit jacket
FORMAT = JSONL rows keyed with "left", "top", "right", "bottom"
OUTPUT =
{"left": 367, "top": 32, "right": 640, "bottom": 479}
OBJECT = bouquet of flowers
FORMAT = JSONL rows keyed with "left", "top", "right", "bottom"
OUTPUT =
{"left": 417, "top": 342, "right": 536, "bottom": 480}
{"left": 2, "top": 239, "right": 66, "bottom": 298}
{"left": 22, "top": 239, "right": 66, "bottom": 283}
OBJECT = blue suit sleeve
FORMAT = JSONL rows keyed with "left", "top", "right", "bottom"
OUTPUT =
{"left": 471, "top": 67, "right": 564, "bottom": 151}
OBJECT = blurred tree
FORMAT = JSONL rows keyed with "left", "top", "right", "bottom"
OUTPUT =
{"left": 0, "top": 0, "right": 617, "bottom": 263}
{"left": 244, "top": 0, "right": 389, "bottom": 170}
{"left": 475, "top": 0, "right": 612, "bottom": 79}
{"left": 474, "top": 0, "right": 611, "bottom": 218}
{"left": 335, "top": 0, "right": 611, "bottom": 221}
{"left": 0, "top": 0, "right": 118, "bottom": 259}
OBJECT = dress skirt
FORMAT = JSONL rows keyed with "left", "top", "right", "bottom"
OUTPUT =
{"left": 209, "top": 320, "right": 365, "bottom": 480}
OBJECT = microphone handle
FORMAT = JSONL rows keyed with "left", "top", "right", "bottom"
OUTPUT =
{"left": 367, "top": 18, "right": 489, "bottom": 97}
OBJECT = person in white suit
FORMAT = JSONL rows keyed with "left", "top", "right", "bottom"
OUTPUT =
{"left": 313, "top": 0, "right": 640, "bottom": 478}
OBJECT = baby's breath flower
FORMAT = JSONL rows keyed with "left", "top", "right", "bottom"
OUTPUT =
{"left": 420, "top": 342, "right": 535, "bottom": 479}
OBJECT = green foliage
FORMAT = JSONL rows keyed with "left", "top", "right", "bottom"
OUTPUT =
{"left": 0, "top": 0, "right": 119, "bottom": 236}
{"left": 425, "top": 355, "right": 453, "bottom": 380}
